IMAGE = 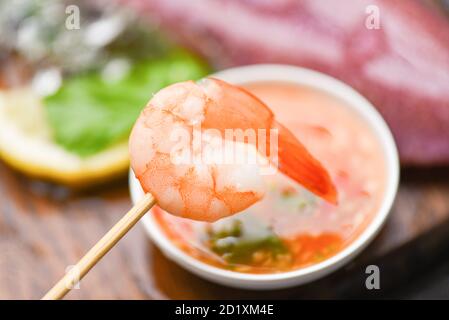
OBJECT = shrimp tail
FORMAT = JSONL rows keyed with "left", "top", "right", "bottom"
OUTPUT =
{"left": 202, "top": 77, "right": 337, "bottom": 203}
{"left": 275, "top": 122, "right": 337, "bottom": 204}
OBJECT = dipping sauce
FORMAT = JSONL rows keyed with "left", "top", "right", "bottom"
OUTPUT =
{"left": 153, "top": 81, "right": 386, "bottom": 274}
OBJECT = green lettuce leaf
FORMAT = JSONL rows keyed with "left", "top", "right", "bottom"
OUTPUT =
{"left": 44, "top": 51, "right": 210, "bottom": 156}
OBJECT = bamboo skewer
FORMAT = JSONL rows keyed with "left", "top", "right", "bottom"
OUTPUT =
{"left": 42, "top": 193, "right": 156, "bottom": 300}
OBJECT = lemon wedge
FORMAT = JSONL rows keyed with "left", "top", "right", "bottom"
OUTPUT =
{"left": 0, "top": 88, "right": 129, "bottom": 187}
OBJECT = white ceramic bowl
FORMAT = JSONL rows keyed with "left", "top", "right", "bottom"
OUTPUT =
{"left": 129, "top": 64, "right": 399, "bottom": 290}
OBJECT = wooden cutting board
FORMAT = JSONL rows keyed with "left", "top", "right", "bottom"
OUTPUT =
{"left": 1, "top": 161, "right": 449, "bottom": 299}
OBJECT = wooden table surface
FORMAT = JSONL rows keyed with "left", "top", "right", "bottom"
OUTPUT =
{"left": 2, "top": 159, "right": 449, "bottom": 300}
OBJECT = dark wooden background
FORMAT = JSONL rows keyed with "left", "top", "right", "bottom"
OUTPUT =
{"left": 1, "top": 159, "right": 449, "bottom": 299}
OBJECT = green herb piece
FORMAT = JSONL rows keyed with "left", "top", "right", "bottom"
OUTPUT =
{"left": 207, "top": 216, "right": 288, "bottom": 265}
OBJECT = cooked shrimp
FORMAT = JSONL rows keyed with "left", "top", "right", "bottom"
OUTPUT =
{"left": 130, "top": 78, "right": 336, "bottom": 222}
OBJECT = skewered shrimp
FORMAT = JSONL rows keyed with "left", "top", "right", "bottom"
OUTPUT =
{"left": 129, "top": 78, "right": 336, "bottom": 222}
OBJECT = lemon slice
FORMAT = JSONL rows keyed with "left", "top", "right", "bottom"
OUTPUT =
{"left": 0, "top": 88, "right": 129, "bottom": 187}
